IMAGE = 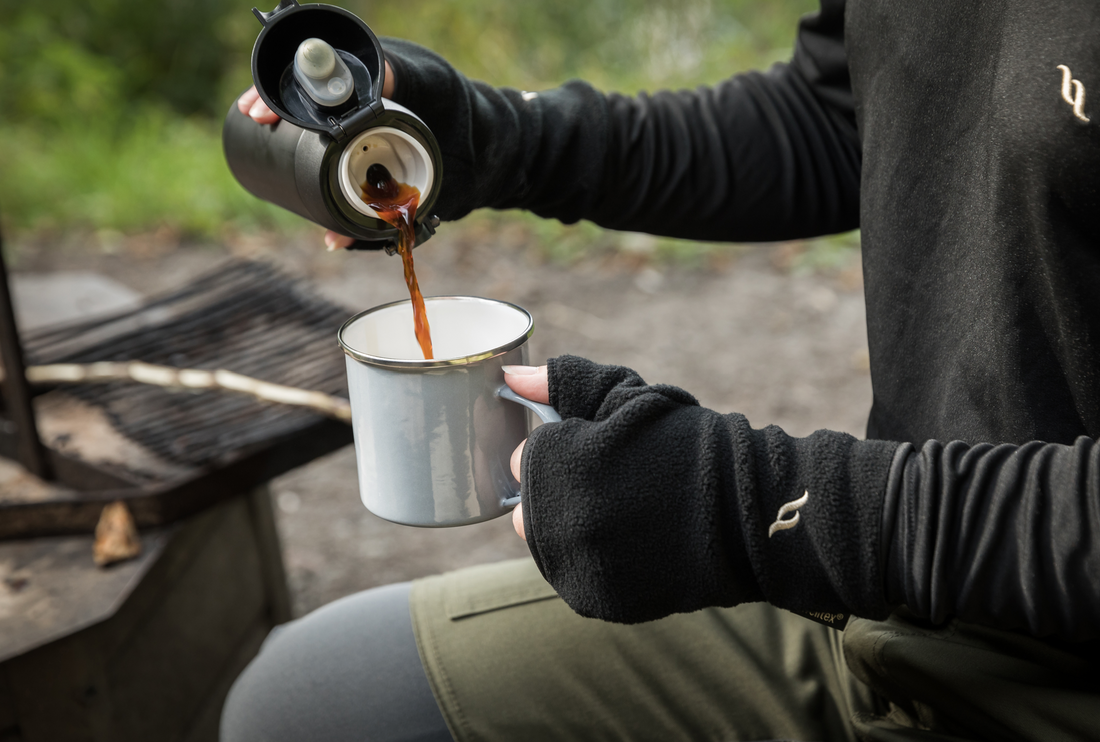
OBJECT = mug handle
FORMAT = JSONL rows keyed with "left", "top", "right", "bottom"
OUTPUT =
{"left": 496, "top": 384, "right": 562, "bottom": 508}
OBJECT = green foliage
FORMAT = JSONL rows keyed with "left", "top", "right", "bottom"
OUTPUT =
{"left": 0, "top": 111, "right": 302, "bottom": 234}
{"left": 0, "top": 0, "right": 277, "bottom": 234}
{"left": 0, "top": 0, "right": 831, "bottom": 254}
{"left": 0, "top": 0, "right": 258, "bottom": 120}
{"left": 362, "top": 0, "right": 814, "bottom": 92}
{"left": 0, "top": 12, "right": 123, "bottom": 126}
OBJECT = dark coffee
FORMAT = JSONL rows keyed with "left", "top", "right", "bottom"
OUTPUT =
{"left": 360, "top": 164, "right": 433, "bottom": 359}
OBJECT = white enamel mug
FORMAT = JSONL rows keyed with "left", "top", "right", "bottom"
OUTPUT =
{"left": 338, "top": 296, "right": 560, "bottom": 527}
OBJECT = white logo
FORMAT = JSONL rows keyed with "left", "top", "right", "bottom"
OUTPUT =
{"left": 768, "top": 490, "right": 809, "bottom": 537}
{"left": 1057, "top": 65, "right": 1090, "bottom": 122}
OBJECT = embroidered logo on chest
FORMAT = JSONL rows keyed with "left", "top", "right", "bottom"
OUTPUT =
{"left": 1057, "top": 65, "right": 1090, "bottom": 122}
{"left": 768, "top": 490, "right": 809, "bottom": 537}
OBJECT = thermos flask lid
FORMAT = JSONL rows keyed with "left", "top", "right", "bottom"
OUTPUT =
{"left": 249, "top": 0, "right": 387, "bottom": 141}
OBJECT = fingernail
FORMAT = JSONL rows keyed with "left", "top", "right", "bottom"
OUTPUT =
{"left": 324, "top": 234, "right": 338, "bottom": 251}
{"left": 502, "top": 365, "right": 539, "bottom": 375}
{"left": 249, "top": 99, "right": 267, "bottom": 118}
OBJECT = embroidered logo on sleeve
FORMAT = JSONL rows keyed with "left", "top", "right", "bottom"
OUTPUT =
{"left": 1057, "top": 65, "right": 1090, "bottom": 122}
{"left": 768, "top": 490, "right": 809, "bottom": 537}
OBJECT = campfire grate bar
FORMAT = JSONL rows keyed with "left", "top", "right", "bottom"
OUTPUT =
{"left": 22, "top": 261, "right": 353, "bottom": 468}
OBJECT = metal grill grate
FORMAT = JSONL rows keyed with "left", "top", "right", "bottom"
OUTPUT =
{"left": 21, "top": 261, "right": 351, "bottom": 467}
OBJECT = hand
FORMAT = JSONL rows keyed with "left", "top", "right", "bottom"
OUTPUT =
{"left": 503, "top": 364, "right": 550, "bottom": 541}
{"left": 235, "top": 60, "right": 398, "bottom": 251}
{"left": 513, "top": 355, "right": 891, "bottom": 626}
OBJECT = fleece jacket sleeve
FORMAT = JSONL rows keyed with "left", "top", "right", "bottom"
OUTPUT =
{"left": 884, "top": 439, "right": 1100, "bottom": 642}
{"left": 380, "top": 0, "right": 860, "bottom": 241}
{"left": 519, "top": 355, "right": 898, "bottom": 625}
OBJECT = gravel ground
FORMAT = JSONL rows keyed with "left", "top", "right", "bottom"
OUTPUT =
{"left": 14, "top": 226, "right": 872, "bottom": 617}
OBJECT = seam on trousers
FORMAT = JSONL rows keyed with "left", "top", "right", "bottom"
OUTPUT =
{"left": 412, "top": 578, "right": 476, "bottom": 742}
{"left": 446, "top": 584, "right": 560, "bottom": 620}
{"left": 870, "top": 630, "right": 901, "bottom": 677}
{"left": 869, "top": 617, "right": 961, "bottom": 678}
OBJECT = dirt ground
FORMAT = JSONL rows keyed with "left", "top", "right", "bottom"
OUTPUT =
{"left": 13, "top": 225, "right": 872, "bottom": 617}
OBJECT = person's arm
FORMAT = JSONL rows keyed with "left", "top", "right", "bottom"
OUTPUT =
{"left": 242, "top": 1, "right": 855, "bottom": 242}
{"left": 382, "top": 0, "right": 859, "bottom": 240}
{"left": 514, "top": 356, "right": 1100, "bottom": 642}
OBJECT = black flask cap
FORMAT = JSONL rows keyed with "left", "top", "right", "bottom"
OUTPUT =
{"left": 251, "top": 0, "right": 386, "bottom": 142}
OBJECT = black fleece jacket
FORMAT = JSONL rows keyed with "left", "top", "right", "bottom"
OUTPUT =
{"left": 382, "top": 0, "right": 1100, "bottom": 641}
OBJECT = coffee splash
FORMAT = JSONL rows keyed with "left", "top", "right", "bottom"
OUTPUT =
{"left": 359, "top": 163, "right": 433, "bottom": 359}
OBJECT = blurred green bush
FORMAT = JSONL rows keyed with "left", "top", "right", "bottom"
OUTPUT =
{"left": 0, "top": 0, "right": 815, "bottom": 239}
{"left": 0, "top": 0, "right": 259, "bottom": 122}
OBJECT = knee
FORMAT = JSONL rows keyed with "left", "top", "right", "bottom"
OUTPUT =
{"left": 219, "top": 582, "right": 431, "bottom": 742}
{"left": 220, "top": 623, "right": 310, "bottom": 742}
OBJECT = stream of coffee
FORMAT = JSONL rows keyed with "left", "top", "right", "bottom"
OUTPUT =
{"left": 359, "top": 163, "right": 433, "bottom": 359}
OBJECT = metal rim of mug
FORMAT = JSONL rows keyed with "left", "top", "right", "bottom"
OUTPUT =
{"left": 338, "top": 295, "right": 534, "bottom": 369}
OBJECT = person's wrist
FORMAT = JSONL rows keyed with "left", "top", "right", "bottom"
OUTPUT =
{"left": 383, "top": 59, "right": 396, "bottom": 99}
{"left": 380, "top": 41, "right": 410, "bottom": 104}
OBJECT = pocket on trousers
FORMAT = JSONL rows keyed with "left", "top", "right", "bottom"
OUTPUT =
{"left": 442, "top": 558, "right": 560, "bottom": 620}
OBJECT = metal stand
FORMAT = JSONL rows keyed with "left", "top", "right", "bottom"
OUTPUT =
{"left": 0, "top": 221, "right": 50, "bottom": 479}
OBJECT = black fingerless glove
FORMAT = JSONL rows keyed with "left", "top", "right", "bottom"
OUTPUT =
{"left": 520, "top": 355, "right": 899, "bottom": 625}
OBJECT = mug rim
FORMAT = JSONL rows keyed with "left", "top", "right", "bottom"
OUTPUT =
{"left": 338, "top": 295, "right": 534, "bottom": 369}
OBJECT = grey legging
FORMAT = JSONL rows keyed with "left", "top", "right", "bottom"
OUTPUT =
{"left": 220, "top": 582, "right": 454, "bottom": 741}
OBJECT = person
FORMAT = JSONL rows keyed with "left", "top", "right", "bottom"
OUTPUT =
{"left": 222, "top": 1, "right": 1100, "bottom": 740}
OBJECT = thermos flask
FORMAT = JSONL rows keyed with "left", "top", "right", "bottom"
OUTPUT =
{"left": 222, "top": 0, "right": 442, "bottom": 252}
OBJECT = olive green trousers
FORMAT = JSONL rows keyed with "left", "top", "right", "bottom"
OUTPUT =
{"left": 411, "top": 559, "right": 1100, "bottom": 742}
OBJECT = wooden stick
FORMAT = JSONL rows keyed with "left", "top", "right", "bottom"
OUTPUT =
{"left": 20, "top": 362, "right": 351, "bottom": 423}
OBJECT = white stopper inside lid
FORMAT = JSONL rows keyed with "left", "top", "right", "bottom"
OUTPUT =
{"left": 296, "top": 38, "right": 337, "bottom": 78}
{"left": 293, "top": 38, "right": 354, "bottom": 107}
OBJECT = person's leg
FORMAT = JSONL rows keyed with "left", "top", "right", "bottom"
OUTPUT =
{"left": 411, "top": 558, "right": 877, "bottom": 742}
{"left": 222, "top": 558, "right": 883, "bottom": 742}
{"left": 220, "top": 581, "right": 453, "bottom": 742}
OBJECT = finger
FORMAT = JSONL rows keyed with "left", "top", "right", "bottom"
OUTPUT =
{"left": 512, "top": 503, "right": 526, "bottom": 541}
{"left": 383, "top": 60, "right": 396, "bottom": 99}
{"left": 324, "top": 231, "right": 357, "bottom": 251}
{"left": 237, "top": 86, "right": 260, "bottom": 115}
{"left": 248, "top": 94, "right": 281, "bottom": 125}
{"left": 509, "top": 439, "right": 528, "bottom": 540}
{"left": 510, "top": 438, "right": 526, "bottom": 481}
{"left": 502, "top": 365, "right": 549, "bottom": 404}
